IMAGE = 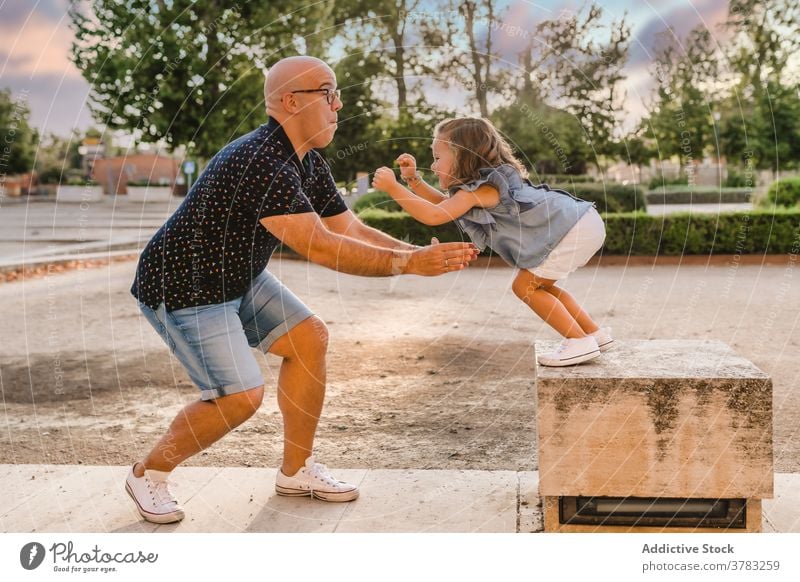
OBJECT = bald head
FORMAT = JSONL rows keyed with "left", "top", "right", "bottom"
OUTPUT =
{"left": 264, "top": 56, "right": 336, "bottom": 119}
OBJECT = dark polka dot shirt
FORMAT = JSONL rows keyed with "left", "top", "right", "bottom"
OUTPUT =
{"left": 131, "top": 118, "right": 348, "bottom": 311}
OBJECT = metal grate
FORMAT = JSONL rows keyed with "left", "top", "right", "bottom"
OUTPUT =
{"left": 559, "top": 496, "right": 747, "bottom": 528}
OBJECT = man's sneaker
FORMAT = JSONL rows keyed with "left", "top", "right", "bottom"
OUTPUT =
{"left": 538, "top": 336, "right": 601, "bottom": 367}
{"left": 125, "top": 464, "right": 185, "bottom": 524}
{"left": 275, "top": 456, "right": 359, "bottom": 502}
{"left": 590, "top": 327, "right": 615, "bottom": 352}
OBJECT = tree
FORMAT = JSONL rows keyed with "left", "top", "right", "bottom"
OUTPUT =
{"left": 431, "top": 0, "right": 506, "bottom": 118}
{"left": 492, "top": 96, "right": 591, "bottom": 176}
{"left": 34, "top": 132, "right": 84, "bottom": 184}
{"left": 517, "top": 6, "right": 631, "bottom": 158}
{"left": 643, "top": 26, "right": 720, "bottom": 180}
{"left": 0, "top": 89, "right": 39, "bottom": 175}
{"left": 719, "top": 0, "right": 800, "bottom": 171}
{"left": 70, "top": 1, "right": 297, "bottom": 158}
{"left": 620, "top": 123, "right": 657, "bottom": 183}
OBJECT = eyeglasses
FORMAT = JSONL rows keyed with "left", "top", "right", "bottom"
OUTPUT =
{"left": 290, "top": 88, "right": 341, "bottom": 106}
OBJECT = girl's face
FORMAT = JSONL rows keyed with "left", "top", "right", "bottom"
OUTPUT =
{"left": 431, "top": 137, "right": 455, "bottom": 189}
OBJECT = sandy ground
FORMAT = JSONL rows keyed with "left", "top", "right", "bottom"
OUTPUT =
{"left": 1, "top": 255, "right": 798, "bottom": 472}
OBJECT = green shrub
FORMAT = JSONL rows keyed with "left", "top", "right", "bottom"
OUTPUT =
{"left": 759, "top": 177, "right": 800, "bottom": 208}
{"left": 600, "top": 210, "right": 800, "bottom": 255}
{"left": 725, "top": 168, "right": 756, "bottom": 188}
{"left": 648, "top": 175, "right": 688, "bottom": 189}
{"left": 357, "top": 208, "right": 465, "bottom": 246}
{"left": 646, "top": 186, "right": 753, "bottom": 205}
{"left": 353, "top": 190, "right": 403, "bottom": 214}
{"left": 65, "top": 175, "right": 98, "bottom": 186}
{"left": 550, "top": 182, "right": 647, "bottom": 213}
{"left": 37, "top": 166, "right": 64, "bottom": 185}
{"left": 359, "top": 208, "right": 800, "bottom": 256}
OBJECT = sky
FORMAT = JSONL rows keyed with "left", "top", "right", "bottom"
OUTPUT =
{"left": 0, "top": 0, "right": 731, "bottom": 138}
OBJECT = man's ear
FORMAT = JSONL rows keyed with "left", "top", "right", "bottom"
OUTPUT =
{"left": 281, "top": 93, "right": 298, "bottom": 114}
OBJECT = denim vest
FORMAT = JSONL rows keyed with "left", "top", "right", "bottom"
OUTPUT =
{"left": 450, "top": 164, "right": 594, "bottom": 269}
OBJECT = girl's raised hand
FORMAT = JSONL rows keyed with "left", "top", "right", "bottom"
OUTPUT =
{"left": 396, "top": 153, "right": 417, "bottom": 180}
{"left": 372, "top": 167, "right": 398, "bottom": 192}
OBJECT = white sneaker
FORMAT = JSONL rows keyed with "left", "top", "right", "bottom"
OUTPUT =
{"left": 590, "top": 327, "right": 615, "bottom": 352}
{"left": 538, "top": 336, "right": 601, "bottom": 367}
{"left": 125, "top": 464, "right": 185, "bottom": 524}
{"left": 275, "top": 456, "right": 359, "bottom": 502}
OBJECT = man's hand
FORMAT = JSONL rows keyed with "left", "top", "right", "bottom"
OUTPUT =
{"left": 396, "top": 153, "right": 417, "bottom": 181}
{"left": 401, "top": 239, "right": 479, "bottom": 276}
{"left": 372, "top": 167, "right": 399, "bottom": 192}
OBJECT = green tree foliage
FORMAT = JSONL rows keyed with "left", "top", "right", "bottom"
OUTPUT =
{"left": 518, "top": 5, "right": 630, "bottom": 158}
{"left": 642, "top": 27, "right": 719, "bottom": 175}
{"left": 70, "top": 1, "right": 296, "bottom": 158}
{"left": 492, "top": 97, "right": 590, "bottom": 175}
{"left": 718, "top": 0, "right": 800, "bottom": 170}
{"left": 0, "top": 89, "right": 39, "bottom": 175}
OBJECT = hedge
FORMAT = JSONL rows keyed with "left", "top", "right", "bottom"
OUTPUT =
{"left": 355, "top": 181, "right": 647, "bottom": 215}
{"left": 550, "top": 182, "right": 646, "bottom": 213}
{"left": 646, "top": 186, "right": 753, "bottom": 205}
{"left": 759, "top": 177, "right": 800, "bottom": 208}
{"left": 353, "top": 190, "right": 402, "bottom": 213}
{"left": 359, "top": 208, "right": 800, "bottom": 255}
{"left": 357, "top": 208, "right": 464, "bottom": 245}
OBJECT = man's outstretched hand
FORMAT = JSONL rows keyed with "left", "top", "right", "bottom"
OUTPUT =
{"left": 401, "top": 238, "right": 479, "bottom": 276}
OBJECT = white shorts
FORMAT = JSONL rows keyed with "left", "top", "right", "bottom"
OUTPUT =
{"left": 529, "top": 207, "right": 606, "bottom": 281}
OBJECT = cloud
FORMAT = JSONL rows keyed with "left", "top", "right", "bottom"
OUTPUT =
{"left": 628, "top": 0, "right": 730, "bottom": 68}
{"left": 0, "top": 0, "right": 70, "bottom": 26}
{"left": 0, "top": 9, "right": 82, "bottom": 79}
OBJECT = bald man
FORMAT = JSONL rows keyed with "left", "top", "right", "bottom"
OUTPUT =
{"left": 126, "top": 56, "right": 478, "bottom": 523}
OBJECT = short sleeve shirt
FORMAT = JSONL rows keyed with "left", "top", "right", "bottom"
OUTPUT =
{"left": 131, "top": 118, "right": 348, "bottom": 311}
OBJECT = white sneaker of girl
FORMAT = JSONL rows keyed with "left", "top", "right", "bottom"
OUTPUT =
{"left": 590, "top": 327, "right": 615, "bottom": 352}
{"left": 538, "top": 336, "right": 601, "bottom": 367}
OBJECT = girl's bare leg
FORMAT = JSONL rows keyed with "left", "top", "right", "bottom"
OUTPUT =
{"left": 541, "top": 285, "right": 600, "bottom": 334}
{"left": 512, "top": 270, "right": 586, "bottom": 338}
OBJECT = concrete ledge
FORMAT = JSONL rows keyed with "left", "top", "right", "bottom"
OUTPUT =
{"left": 1, "top": 465, "right": 796, "bottom": 533}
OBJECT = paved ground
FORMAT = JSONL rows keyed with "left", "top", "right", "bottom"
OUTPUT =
{"left": 0, "top": 195, "right": 173, "bottom": 268}
{"left": 2, "top": 464, "right": 797, "bottom": 533}
{"left": 1, "top": 252, "right": 799, "bottom": 473}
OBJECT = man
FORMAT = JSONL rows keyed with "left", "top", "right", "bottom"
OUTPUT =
{"left": 127, "top": 56, "right": 478, "bottom": 523}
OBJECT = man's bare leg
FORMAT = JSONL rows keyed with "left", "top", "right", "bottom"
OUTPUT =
{"left": 132, "top": 387, "right": 265, "bottom": 477}
{"left": 133, "top": 315, "right": 328, "bottom": 478}
{"left": 266, "top": 316, "right": 329, "bottom": 476}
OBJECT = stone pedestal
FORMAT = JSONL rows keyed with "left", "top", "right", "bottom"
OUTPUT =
{"left": 535, "top": 340, "right": 773, "bottom": 533}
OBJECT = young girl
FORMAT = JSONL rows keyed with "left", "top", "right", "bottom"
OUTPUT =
{"left": 372, "top": 116, "right": 613, "bottom": 366}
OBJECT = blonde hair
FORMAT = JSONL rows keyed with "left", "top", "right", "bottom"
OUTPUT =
{"left": 433, "top": 117, "right": 528, "bottom": 187}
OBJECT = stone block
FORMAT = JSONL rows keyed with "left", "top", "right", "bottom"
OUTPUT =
{"left": 536, "top": 340, "right": 772, "bottom": 532}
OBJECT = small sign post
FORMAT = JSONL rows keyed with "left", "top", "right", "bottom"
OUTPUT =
{"left": 183, "top": 160, "right": 196, "bottom": 190}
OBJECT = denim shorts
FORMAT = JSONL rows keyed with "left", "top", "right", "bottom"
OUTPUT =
{"left": 137, "top": 269, "right": 314, "bottom": 401}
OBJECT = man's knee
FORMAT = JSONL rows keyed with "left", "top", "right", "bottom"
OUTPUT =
{"left": 269, "top": 315, "right": 329, "bottom": 359}
{"left": 216, "top": 386, "right": 265, "bottom": 420}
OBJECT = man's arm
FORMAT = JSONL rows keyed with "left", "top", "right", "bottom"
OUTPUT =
{"left": 322, "top": 209, "right": 419, "bottom": 250}
{"left": 260, "top": 212, "right": 477, "bottom": 277}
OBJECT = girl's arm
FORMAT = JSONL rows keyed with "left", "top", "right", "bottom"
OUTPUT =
{"left": 372, "top": 167, "right": 498, "bottom": 226}
{"left": 404, "top": 175, "right": 448, "bottom": 204}
{"left": 395, "top": 153, "right": 446, "bottom": 203}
